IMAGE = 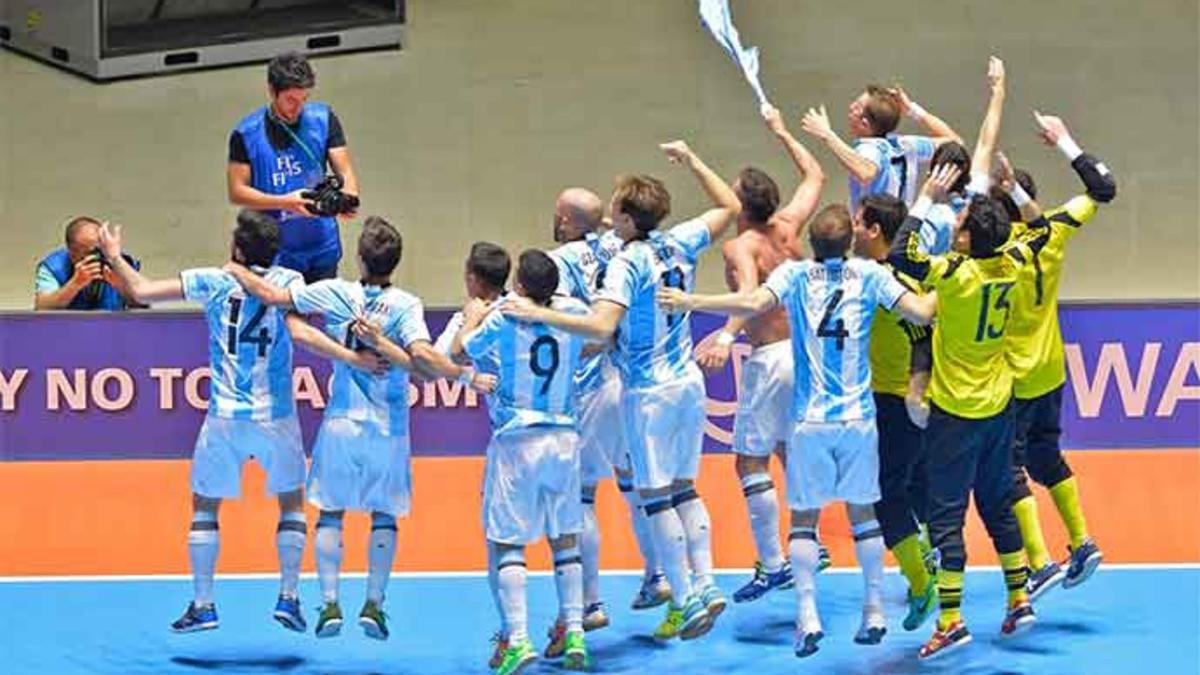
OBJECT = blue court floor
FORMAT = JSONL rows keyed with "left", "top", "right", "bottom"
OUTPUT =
{"left": 1, "top": 567, "right": 1196, "bottom": 674}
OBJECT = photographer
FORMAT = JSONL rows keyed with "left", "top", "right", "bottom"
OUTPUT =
{"left": 227, "top": 52, "right": 360, "bottom": 283}
{"left": 34, "top": 216, "right": 141, "bottom": 311}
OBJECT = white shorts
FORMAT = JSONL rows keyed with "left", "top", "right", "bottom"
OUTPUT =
{"left": 191, "top": 415, "right": 306, "bottom": 499}
{"left": 307, "top": 417, "right": 412, "bottom": 517}
{"left": 732, "top": 340, "right": 794, "bottom": 458}
{"left": 623, "top": 365, "right": 707, "bottom": 491}
{"left": 577, "top": 368, "right": 631, "bottom": 485}
{"left": 786, "top": 419, "right": 880, "bottom": 510}
{"left": 483, "top": 427, "right": 582, "bottom": 545}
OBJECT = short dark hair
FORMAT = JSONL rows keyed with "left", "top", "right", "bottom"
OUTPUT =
{"left": 859, "top": 194, "right": 908, "bottom": 244}
{"left": 735, "top": 167, "right": 780, "bottom": 224}
{"left": 64, "top": 215, "right": 102, "bottom": 247}
{"left": 613, "top": 174, "right": 671, "bottom": 234}
{"left": 809, "top": 204, "right": 853, "bottom": 259}
{"left": 962, "top": 194, "right": 1013, "bottom": 257}
{"left": 468, "top": 242, "right": 512, "bottom": 292}
{"left": 358, "top": 216, "right": 402, "bottom": 278}
{"left": 268, "top": 52, "right": 315, "bottom": 91}
{"left": 989, "top": 169, "right": 1038, "bottom": 222}
{"left": 234, "top": 209, "right": 280, "bottom": 267}
{"left": 931, "top": 141, "right": 972, "bottom": 194}
{"left": 864, "top": 85, "right": 901, "bottom": 136}
{"left": 517, "top": 249, "right": 560, "bottom": 306}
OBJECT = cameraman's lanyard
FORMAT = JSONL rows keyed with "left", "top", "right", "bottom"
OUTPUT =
{"left": 268, "top": 108, "right": 324, "bottom": 176}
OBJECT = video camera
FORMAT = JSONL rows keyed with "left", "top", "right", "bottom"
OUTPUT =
{"left": 301, "top": 174, "right": 360, "bottom": 217}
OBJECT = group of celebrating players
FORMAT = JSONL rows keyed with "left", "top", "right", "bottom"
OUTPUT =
{"left": 94, "top": 53, "right": 1116, "bottom": 671}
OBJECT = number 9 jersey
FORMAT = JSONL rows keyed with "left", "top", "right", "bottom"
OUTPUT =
{"left": 597, "top": 219, "right": 711, "bottom": 390}
{"left": 182, "top": 265, "right": 305, "bottom": 421}
{"left": 462, "top": 296, "right": 591, "bottom": 436}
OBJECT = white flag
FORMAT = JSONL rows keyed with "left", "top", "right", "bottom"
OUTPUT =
{"left": 698, "top": 0, "right": 768, "bottom": 106}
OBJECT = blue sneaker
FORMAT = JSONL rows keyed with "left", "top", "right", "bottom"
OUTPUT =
{"left": 733, "top": 561, "right": 794, "bottom": 603}
{"left": 1062, "top": 539, "right": 1103, "bottom": 589}
{"left": 171, "top": 602, "right": 218, "bottom": 633}
{"left": 273, "top": 594, "right": 307, "bottom": 632}
{"left": 817, "top": 545, "right": 832, "bottom": 573}
{"left": 1026, "top": 561, "right": 1066, "bottom": 602}
{"left": 902, "top": 582, "right": 937, "bottom": 631}
{"left": 794, "top": 629, "right": 824, "bottom": 658}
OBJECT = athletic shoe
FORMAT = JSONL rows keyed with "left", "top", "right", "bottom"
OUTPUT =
{"left": 358, "top": 600, "right": 389, "bottom": 640}
{"left": 583, "top": 602, "right": 610, "bottom": 631}
{"left": 1000, "top": 600, "right": 1036, "bottom": 637}
{"left": 854, "top": 612, "right": 887, "bottom": 645}
{"left": 488, "top": 632, "right": 509, "bottom": 669}
{"left": 563, "top": 631, "right": 591, "bottom": 671}
{"left": 817, "top": 544, "right": 832, "bottom": 573}
{"left": 794, "top": 630, "right": 824, "bottom": 658}
{"left": 170, "top": 602, "right": 218, "bottom": 633}
{"left": 495, "top": 638, "right": 537, "bottom": 675}
{"left": 273, "top": 595, "right": 306, "bottom": 633}
{"left": 733, "top": 561, "right": 794, "bottom": 603}
{"left": 544, "top": 619, "right": 568, "bottom": 658}
{"left": 699, "top": 584, "right": 727, "bottom": 621}
{"left": 1026, "top": 561, "right": 1066, "bottom": 602}
{"left": 630, "top": 572, "right": 672, "bottom": 610}
{"left": 314, "top": 601, "right": 343, "bottom": 638}
{"left": 918, "top": 621, "right": 972, "bottom": 660}
{"left": 654, "top": 595, "right": 711, "bottom": 641}
{"left": 1062, "top": 539, "right": 1103, "bottom": 589}
{"left": 902, "top": 582, "right": 937, "bottom": 631}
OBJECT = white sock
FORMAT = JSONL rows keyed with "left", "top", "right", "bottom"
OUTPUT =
{"left": 554, "top": 545, "right": 585, "bottom": 633}
{"left": 496, "top": 548, "right": 528, "bottom": 642}
{"left": 852, "top": 518, "right": 886, "bottom": 616}
{"left": 674, "top": 488, "right": 715, "bottom": 590}
{"left": 620, "top": 481, "right": 658, "bottom": 575}
{"left": 789, "top": 527, "right": 822, "bottom": 634}
{"left": 645, "top": 497, "right": 692, "bottom": 605}
{"left": 315, "top": 511, "right": 344, "bottom": 604}
{"left": 276, "top": 511, "right": 306, "bottom": 599}
{"left": 367, "top": 512, "right": 398, "bottom": 604}
{"left": 581, "top": 487, "right": 602, "bottom": 607}
{"left": 188, "top": 511, "right": 219, "bottom": 607}
{"left": 487, "top": 541, "right": 506, "bottom": 636}
{"left": 740, "top": 472, "right": 786, "bottom": 572}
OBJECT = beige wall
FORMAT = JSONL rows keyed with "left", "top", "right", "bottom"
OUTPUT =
{"left": 2, "top": 0, "right": 1197, "bottom": 309}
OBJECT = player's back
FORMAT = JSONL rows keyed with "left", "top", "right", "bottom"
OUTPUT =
{"left": 599, "top": 219, "right": 711, "bottom": 389}
{"left": 293, "top": 279, "right": 428, "bottom": 437}
{"left": 182, "top": 265, "right": 303, "bottom": 420}
{"left": 850, "top": 134, "right": 935, "bottom": 210}
{"left": 724, "top": 221, "right": 802, "bottom": 346}
{"left": 464, "top": 296, "right": 589, "bottom": 436}
{"left": 550, "top": 230, "right": 623, "bottom": 393}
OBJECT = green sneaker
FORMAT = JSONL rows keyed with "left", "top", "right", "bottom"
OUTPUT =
{"left": 563, "top": 630, "right": 591, "bottom": 671}
{"left": 495, "top": 638, "right": 537, "bottom": 675}
{"left": 903, "top": 582, "right": 937, "bottom": 632}
{"left": 653, "top": 595, "right": 711, "bottom": 641}
{"left": 358, "top": 600, "right": 389, "bottom": 641}
{"left": 314, "top": 601, "right": 343, "bottom": 638}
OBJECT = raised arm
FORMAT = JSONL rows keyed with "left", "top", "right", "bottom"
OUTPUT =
{"left": 764, "top": 105, "right": 825, "bottom": 230}
{"left": 224, "top": 262, "right": 295, "bottom": 308}
{"left": 96, "top": 223, "right": 183, "bottom": 303}
{"left": 888, "top": 164, "right": 962, "bottom": 281}
{"left": 969, "top": 56, "right": 1006, "bottom": 188}
{"left": 661, "top": 140, "right": 740, "bottom": 240}
{"left": 894, "top": 87, "right": 962, "bottom": 145}
{"left": 801, "top": 105, "right": 879, "bottom": 184}
{"left": 1034, "top": 112, "right": 1117, "bottom": 203}
{"left": 657, "top": 285, "right": 776, "bottom": 318}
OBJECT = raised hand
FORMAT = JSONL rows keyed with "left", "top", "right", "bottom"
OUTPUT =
{"left": 800, "top": 105, "right": 833, "bottom": 141}
{"left": 761, "top": 103, "right": 786, "bottom": 136}
{"left": 992, "top": 151, "right": 1016, "bottom": 191}
{"left": 660, "top": 140, "right": 695, "bottom": 166}
{"left": 987, "top": 56, "right": 1005, "bottom": 94}
{"left": 97, "top": 221, "right": 123, "bottom": 262}
{"left": 920, "top": 163, "right": 963, "bottom": 202}
{"left": 1033, "top": 111, "right": 1071, "bottom": 146}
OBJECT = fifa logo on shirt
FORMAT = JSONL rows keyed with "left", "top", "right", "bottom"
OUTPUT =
{"left": 271, "top": 154, "right": 304, "bottom": 189}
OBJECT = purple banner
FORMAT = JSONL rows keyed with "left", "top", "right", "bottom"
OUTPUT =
{"left": 0, "top": 304, "right": 1197, "bottom": 461}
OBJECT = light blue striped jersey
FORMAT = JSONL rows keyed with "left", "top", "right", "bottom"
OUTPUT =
{"left": 550, "top": 230, "right": 623, "bottom": 393}
{"left": 292, "top": 280, "right": 430, "bottom": 437}
{"left": 849, "top": 134, "right": 937, "bottom": 211}
{"left": 764, "top": 257, "right": 908, "bottom": 422}
{"left": 181, "top": 266, "right": 304, "bottom": 421}
{"left": 462, "top": 296, "right": 590, "bottom": 436}
{"left": 919, "top": 195, "right": 967, "bottom": 256}
{"left": 597, "top": 219, "right": 711, "bottom": 390}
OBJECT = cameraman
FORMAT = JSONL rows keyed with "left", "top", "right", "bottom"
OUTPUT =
{"left": 34, "top": 216, "right": 141, "bottom": 311}
{"left": 227, "top": 52, "right": 360, "bottom": 283}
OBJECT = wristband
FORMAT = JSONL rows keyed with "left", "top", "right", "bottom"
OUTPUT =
{"left": 457, "top": 367, "right": 475, "bottom": 385}
{"left": 906, "top": 101, "right": 928, "bottom": 121}
{"left": 1056, "top": 134, "right": 1083, "bottom": 161}
{"left": 715, "top": 331, "right": 736, "bottom": 347}
{"left": 965, "top": 171, "right": 990, "bottom": 197}
{"left": 1009, "top": 182, "right": 1032, "bottom": 208}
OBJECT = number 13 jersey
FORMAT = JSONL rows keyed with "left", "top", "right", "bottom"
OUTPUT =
{"left": 182, "top": 265, "right": 305, "bottom": 421}
{"left": 764, "top": 257, "right": 907, "bottom": 423}
{"left": 597, "top": 219, "right": 711, "bottom": 390}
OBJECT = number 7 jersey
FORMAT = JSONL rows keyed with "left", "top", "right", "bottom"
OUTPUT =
{"left": 181, "top": 265, "right": 305, "bottom": 421}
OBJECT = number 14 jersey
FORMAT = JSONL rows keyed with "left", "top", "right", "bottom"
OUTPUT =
{"left": 763, "top": 257, "right": 907, "bottom": 423}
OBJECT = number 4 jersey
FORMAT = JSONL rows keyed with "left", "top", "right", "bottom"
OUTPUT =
{"left": 462, "top": 296, "right": 591, "bottom": 436}
{"left": 763, "top": 257, "right": 908, "bottom": 423}
{"left": 181, "top": 265, "right": 305, "bottom": 421}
